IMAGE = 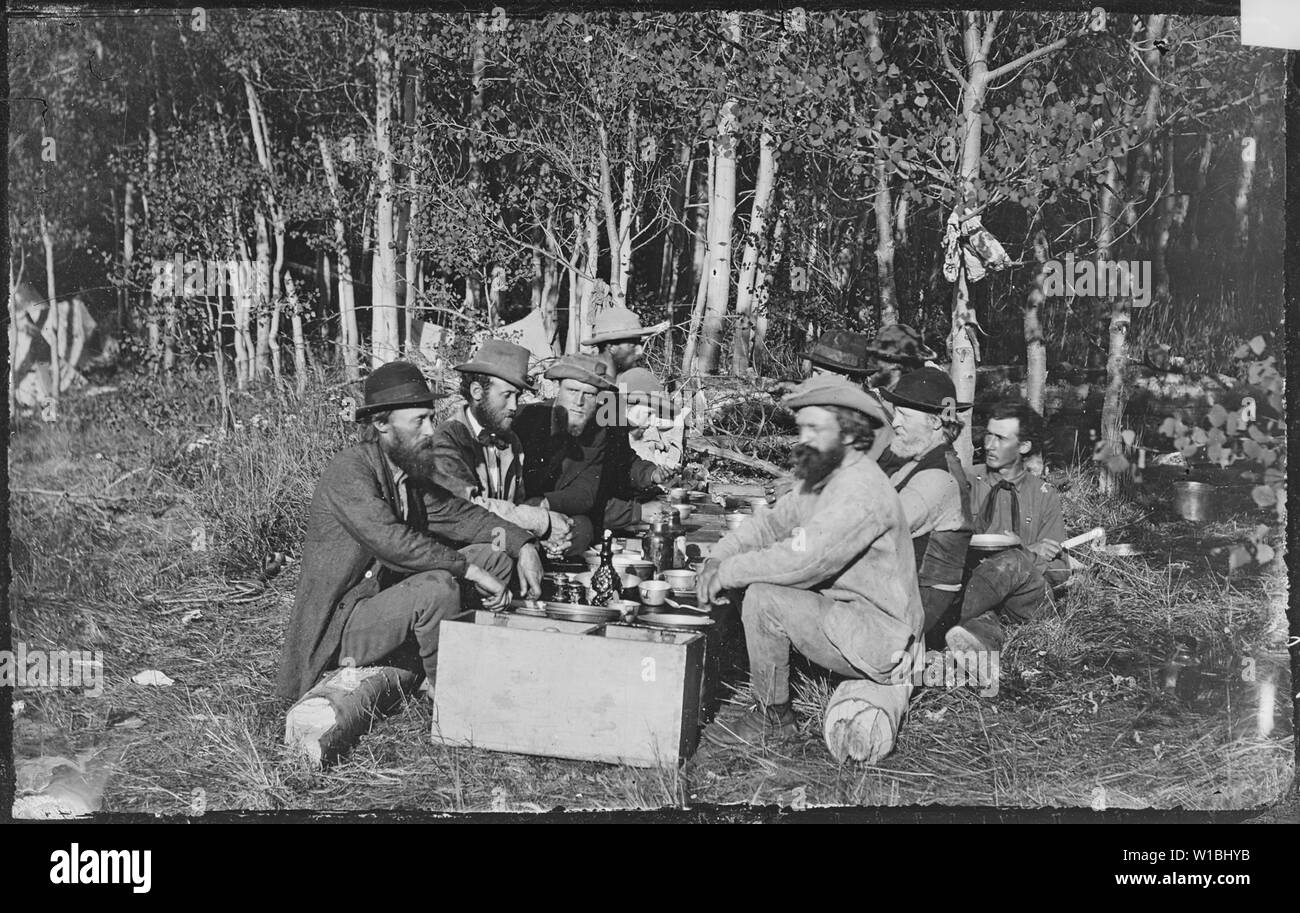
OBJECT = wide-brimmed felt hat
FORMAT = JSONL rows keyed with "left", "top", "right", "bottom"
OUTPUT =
{"left": 863, "top": 324, "right": 939, "bottom": 365}
{"left": 800, "top": 329, "right": 875, "bottom": 377}
{"left": 582, "top": 307, "right": 659, "bottom": 346}
{"left": 544, "top": 353, "right": 618, "bottom": 391}
{"left": 354, "top": 361, "right": 441, "bottom": 421}
{"left": 783, "top": 375, "right": 888, "bottom": 427}
{"left": 881, "top": 366, "right": 972, "bottom": 415}
{"left": 455, "top": 338, "right": 535, "bottom": 391}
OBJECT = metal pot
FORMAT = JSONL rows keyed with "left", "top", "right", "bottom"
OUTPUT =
{"left": 1173, "top": 481, "right": 1217, "bottom": 522}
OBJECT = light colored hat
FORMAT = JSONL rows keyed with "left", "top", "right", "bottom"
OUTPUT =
{"left": 783, "top": 374, "right": 888, "bottom": 427}
{"left": 582, "top": 307, "right": 659, "bottom": 346}
{"left": 618, "top": 367, "right": 676, "bottom": 421}
{"left": 454, "top": 338, "right": 535, "bottom": 391}
{"left": 543, "top": 353, "right": 618, "bottom": 391}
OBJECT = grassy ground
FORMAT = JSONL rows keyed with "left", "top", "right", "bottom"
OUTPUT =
{"left": 8, "top": 371, "right": 1295, "bottom": 814}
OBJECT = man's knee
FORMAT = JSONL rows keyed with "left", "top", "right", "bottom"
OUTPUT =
{"left": 741, "top": 583, "right": 792, "bottom": 629}
{"left": 401, "top": 570, "right": 462, "bottom": 619}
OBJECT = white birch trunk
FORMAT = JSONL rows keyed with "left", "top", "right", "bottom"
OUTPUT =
{"left": 731, "top": 120, "right": 777, "bottom": 375}
{"left": 370, "top": 14, "right": 400, "bottom": 365}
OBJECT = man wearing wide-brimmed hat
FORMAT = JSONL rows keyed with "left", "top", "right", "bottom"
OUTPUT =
{"left": 697, "top": 374, "right": 923, "bottom": 763}
{"left": 515, "top": 354, "right": 672, "bottom": 554}
{"left": 881, "top": 366, "right": 974, "bottom": 643}
{"left": 429, "top": 339, "right": 574, "bottom": 555}
{"left": 276, "top": 361, "right": 544, "bottom": 702}
{"left": 582, "top": 306, "right": 666, "bottom": 382}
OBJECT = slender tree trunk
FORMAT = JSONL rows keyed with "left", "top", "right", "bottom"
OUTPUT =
{"left": 463, "top": 22, "right": 487, "bottom": 316}
{"left": 1101, "top": 13, "right": 1164, "bottom": 494}
{"left": 752, "top": 204, "right": 785, "bottom": 373}
{"left": 865, "top": 12, "right": 899, "bottom": 328}
{"left": 269, "top": 226, "right": 286, "bottom": 381}
{"left": 402, "top": 62, "right": 420, "bottom": 351}
{"left": 318, "top": 133, "right": 360, "bottom": 381}
{"left": 1098, "top": 154, "right": 1127, "bottom": 496}
{"left": 211, "top": 288, "right": 233, "bottom": 434}
{"left": 682, "top": 146, "right": 715, "bottom": 376}
{"left": 39, "top": 209, "right": 60, "bottom": 410}
{"left": 947, "top": 13, "right": 991, "bottom": 467}
{"left": 286, "top": 273, "right": 308, "bottom": 395}
{"left": 1024, "top": 231, "right": 1049, "bottom": 414}
{"left": 731, "top": 120, "right": 777, "bottom": 375}
{"left": 252, "top": 210, "right": 272, "bottom": 378}
{"left": 145, "top": 109, "right": 162, "bottom": 372}
{"left": 370, "top": 13, "right": 400, "bottom": 366}
{"left": 121, "top": 177, "right": 135, "bottom": 331}
{"left": 566, "top": 210, "right": 583, "bottom": 354}
{"left": 615, "top": 108, "right": 637, "bottom": 305}
{"left": 581, "top": 198, "right": 599, "bottom": 343}
{"left": 699, "top": 103, "right": 737, "bottom": 373}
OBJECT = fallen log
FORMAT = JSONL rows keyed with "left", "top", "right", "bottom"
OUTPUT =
{"left": 686, "top": 435, "right": 785, "bottom": 477}
{"left": 284, "top": 664, "right": 419, "bottom": 767}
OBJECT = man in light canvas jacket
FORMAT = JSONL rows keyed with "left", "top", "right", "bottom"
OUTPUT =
{"left": 696, "top": 375, "right": 923, "bottom": 761}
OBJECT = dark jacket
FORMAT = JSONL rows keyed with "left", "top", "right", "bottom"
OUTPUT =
{"left": 428, "top": 407, "right": 552, "bottom": 537}
{"left": 891, "top": 443, "right": 973, "bottom": 588}
{"left": 276, "top": 440, "right": 533, "bottom": 701}
{"left": 514, "top": 401, "right": 658, "bottom": 529}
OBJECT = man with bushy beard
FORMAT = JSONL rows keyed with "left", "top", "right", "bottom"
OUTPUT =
{"left": 696, "top": 375, "right": 923, "bottom": 762}
{"left": 429, "top": 339, "right": 574, "bottom": 555}
{"left": 277, "top": 361, "right": 543, "bottom": 702}
{"left": 881, "top": 367, "right": 974, "bottom": 644}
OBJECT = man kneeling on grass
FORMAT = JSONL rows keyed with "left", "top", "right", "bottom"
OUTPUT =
{"left": 276, "top": 361, "right": 543, "bottom": 703}
{"left": 695, "top": 375, "right": 924, "bottom": 761}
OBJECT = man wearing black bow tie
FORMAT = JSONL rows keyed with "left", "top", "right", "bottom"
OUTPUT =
{"left": 430, "top": 339, "right": 574, "bottom": 555}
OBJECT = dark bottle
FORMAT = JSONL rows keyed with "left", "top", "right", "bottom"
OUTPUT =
{"left": 589, "top": 529, "right": 619, "bottom": 607}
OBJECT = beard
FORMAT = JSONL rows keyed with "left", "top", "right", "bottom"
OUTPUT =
{"left": 385, "top": 428, "right": 439, "bottom": 482}
{"left": 473, "top": 400, "right": 515, "bottom": 436}
{"left": 791, "top": 441, "right": 846, "bottom": 492}
{"left": 564, "top": 408, "right": 591, "bottom": 437}
{"left": 889, "top": 431, "right": 927, "bottom": 460}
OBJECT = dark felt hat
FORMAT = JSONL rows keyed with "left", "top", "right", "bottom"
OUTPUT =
{"left": 354, "top": 361, "right": 440, "bottom": 421}
{"left": 801, "top": 329, "right": 876, "bottom": 377}
{"left": 880, "top": 366, "right": 972, "bottom": 415}
{"left": 455, "top": 338, "right": 535, "bottom": 391}
{"left": 863, "top": 324, "right": 939, "bottom": 365}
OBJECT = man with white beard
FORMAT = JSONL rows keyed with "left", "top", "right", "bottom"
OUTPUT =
{"left": 881, "top": 367, "right": 974, "bottom": 644}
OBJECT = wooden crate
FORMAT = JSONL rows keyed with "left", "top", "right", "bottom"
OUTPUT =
{"left": 431, "top": 613, "right": 705, "bottom": 768}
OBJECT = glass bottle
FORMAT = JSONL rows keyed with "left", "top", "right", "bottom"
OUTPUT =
{"left": 589, "top": 529, "right": 619, "bottom": 607}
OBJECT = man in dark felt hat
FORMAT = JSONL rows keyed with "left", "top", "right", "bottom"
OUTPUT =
{"left": 429, "top": 339, "right": 574, "bottom": 555}
{"left": 514, "top": 353, "right": 672, "bottom": 555}
{"left": 276, "top": 361, "right": 544, "bottom": 702}
{"left": 881, "top": 367, "right": 974, "bottom": 644}
{"left": 698, "top": 375, "right": 923, "bottom": 762}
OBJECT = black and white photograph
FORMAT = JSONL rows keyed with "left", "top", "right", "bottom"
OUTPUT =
{"left": 5, "top": 1, "right": 1296, "bottom": 823}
